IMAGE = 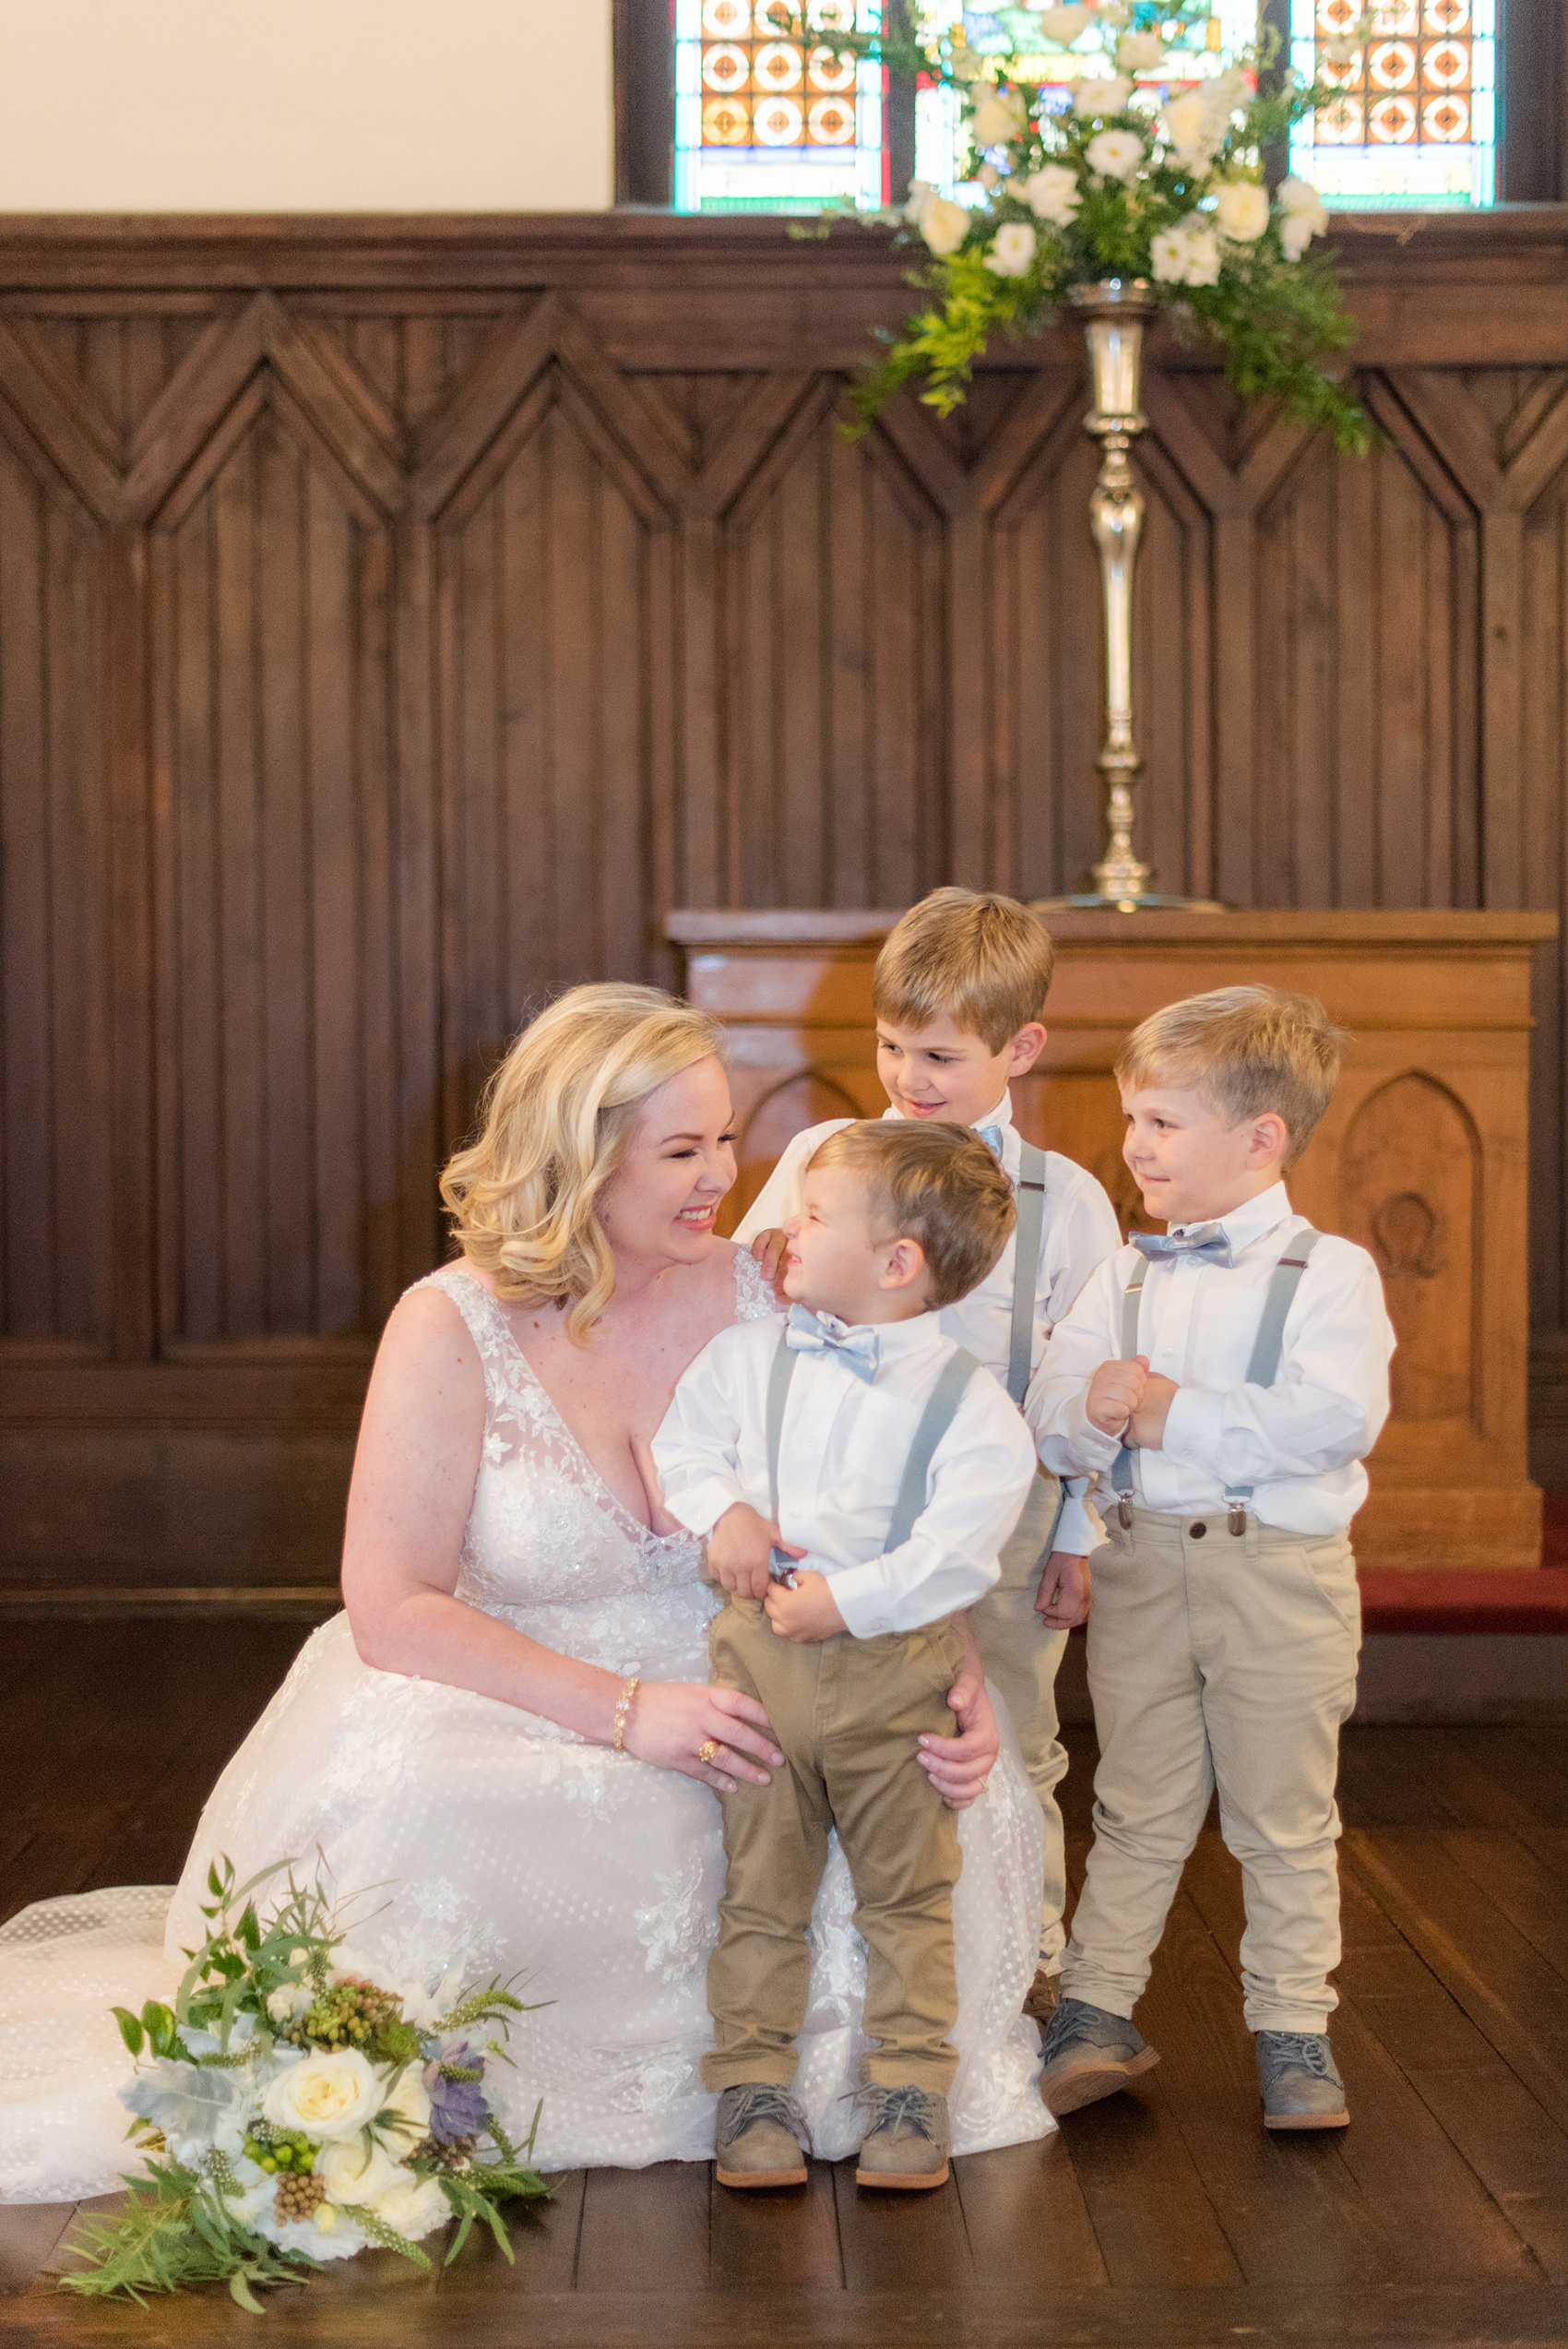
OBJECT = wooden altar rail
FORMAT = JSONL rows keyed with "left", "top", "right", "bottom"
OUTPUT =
{"left": 671, "top": 906, "right": 1557, "bottom": 1575}
{"left": 0, "top": 211, "right": 1564, "bottom": 1596}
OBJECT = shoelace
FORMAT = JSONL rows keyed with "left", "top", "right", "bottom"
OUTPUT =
{"left": 850, "top": 2083, "right": 944, "bottom": 2140}
{"left": 720, "top": 2083, "right": 808, "bottom": 2144}
{"left": 1258, "top": 2033, "right": 1337, "bottom": 2084}
{"left": 1039, "top": 1997, "right": 1132, "bottom": 2059}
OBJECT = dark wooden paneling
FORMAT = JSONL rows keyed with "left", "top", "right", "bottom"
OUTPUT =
{"left": 0, "top": 212, "right": 1562, "bottom": 1586}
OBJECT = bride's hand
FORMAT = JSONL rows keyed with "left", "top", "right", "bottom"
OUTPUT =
{"left": 623, "top": 1681, "right": 785, "bottom": 1795}
{"left": 917, "top": 1652, "right": 1001, "bottom": 1811}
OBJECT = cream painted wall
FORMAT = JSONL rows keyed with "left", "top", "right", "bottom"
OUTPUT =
{"left": 0, "top": 0, "right": 612, "bottom": 210}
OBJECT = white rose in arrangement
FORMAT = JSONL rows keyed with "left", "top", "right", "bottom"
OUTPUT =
{"left": 912, "top": 193, "right": 972, "bottom": 256}
{"left": 1213, "top": 179, "right": 1270, "bottom": 243}
{"left": 1028, "top": 3, "right": 1094, "bottom": 41}
{"left": 1117, "top": 30, "right": 1167, "bottom": 69}
{"left": 371, "top": 2175, "right": 451, "bottom": 2244}
{"left": 316, "top": 2135, "right": 406, "bottom": 2208}
{"left": 1150, "top": 215, "right": 1222, "bottom": 288}
{"left": 379, "top": 2064, "right": 434, "bottom": 2141}
{"left": 1278, "top": 173, "right": 1329, "bottom": 259}
{"left": 261, "top": 2048, "right": 384, "bottom": 2143}
{"left": 1159, "top": 67, "right": 1248, "bottom": 169}
{"left": 1023, "top": 162, "right": 1081, "bottom": 225}
{"left": 986, "top": 221, "right": 1039, "bottom": 278}
{"left": 265, "top": 1984, "right": 313, "bottom": 2023}
{"left": 1085, "top": 127, "right": 1145, "bottom": 182}
{"left": 1075, "top": 73, "right": 1133, "bottom": 117}
{"left": 971, "top": 88, "right": 1030, "bottom": 149}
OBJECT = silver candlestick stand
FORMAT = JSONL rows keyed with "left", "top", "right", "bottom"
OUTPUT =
{"left": 1037, "top": 278, "right": 1222, "bottom": 912}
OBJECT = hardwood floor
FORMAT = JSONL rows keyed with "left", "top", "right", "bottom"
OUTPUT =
{"left": 4, "top": 1622, "right": 1568, "bottom": 2346}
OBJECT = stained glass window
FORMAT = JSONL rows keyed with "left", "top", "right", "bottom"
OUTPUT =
{"left": 674, "top": 2, "right": 885, "bottom": 213}
{"left": 918, "top": 3, "right": 1260, "bottom": 199}
{"left": 1289, "top": 0, "right": 1495, "bottom": 206}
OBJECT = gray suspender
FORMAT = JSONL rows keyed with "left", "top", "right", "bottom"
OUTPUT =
{"left": 1110, "top": 1225, "right": 1323, "bottom": 1528}
{"left": 765, "top": 1330, "right": 980, "bottom": 1570}
{"left": 1007, "top": 1140, "right": 1048, "bottom": 1408}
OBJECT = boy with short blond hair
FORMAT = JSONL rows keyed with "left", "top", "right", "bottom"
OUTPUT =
{"left": 738, "top": 889, "right": 1122, "bottom": 2002}
{"left": 1028, "top": 986, "right": 1395, "bottom": 2132}
{"left": 654, "top": 1119, "right": 1039, "bottom": 2191}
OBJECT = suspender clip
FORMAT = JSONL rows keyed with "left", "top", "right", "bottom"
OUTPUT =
{"left": 1228, "top": 1503, "right": 1246, "bottom": 1537}
{"left": 1117, "top": 1496, "right": 1133, "bottom": 1531}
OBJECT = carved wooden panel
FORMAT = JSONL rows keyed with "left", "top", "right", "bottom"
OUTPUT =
{"left": 0, "top": 213, "right": 1560, "bottom": 1588}
{"left": 1340, "top": 1073, "right": 1479, "bottom": 1425}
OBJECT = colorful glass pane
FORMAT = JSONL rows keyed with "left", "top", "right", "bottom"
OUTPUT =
{"left": 916, "top": 3, "right": 1258, "bottom": 201}
{"left": 674, "top": 1, "right": 885, "bottom": 212}
{"left": 1289, "top": 0, "right": 1493, "bottom": 204}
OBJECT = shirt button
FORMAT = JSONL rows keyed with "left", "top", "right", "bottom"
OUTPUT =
{"left": 1189, "top": 1520, "right": 1207, "bottom": 1539}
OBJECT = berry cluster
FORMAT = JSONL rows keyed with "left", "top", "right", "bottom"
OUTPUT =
{"left": 273, "top": 2172, "right": 327, "bottom": 2225}
{"left": 242, "top": 2128, "right": 315, "bottom": 2176}
{"left": 408, "top": 2133, "right": 476, "bottom": 2172}
{"left": 278, "top": 1974, "right": 408, "bottom": 2059}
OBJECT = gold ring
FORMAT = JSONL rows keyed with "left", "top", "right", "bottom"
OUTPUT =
{"left": 697, "top": 1737, "right": 721, "bottom": 1766}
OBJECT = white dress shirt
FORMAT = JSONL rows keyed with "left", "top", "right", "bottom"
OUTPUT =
{"left": 1026, "top": 1184, "right": 1395, "bottom": 1536}
{"left": 651, "top": 1311, "right": 1037, "bottom": 1640}
{"left": 734, "top": 1093, "right": 1123, "bottom": 1555}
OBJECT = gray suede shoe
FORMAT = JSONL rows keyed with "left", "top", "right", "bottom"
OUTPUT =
{"left": 1038, "top": 1995, "right": 1160, "bottom": 2116}
{"left": 853, "top": 2085, "right": 951, "bottom": 2190}
{"left": 714, "top": 2083, "right": 809, "bottom": 2188}
{"left": 1256, "top": 2032, "right": 1349, "bottom": 2130}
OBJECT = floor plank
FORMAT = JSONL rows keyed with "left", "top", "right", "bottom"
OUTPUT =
{"left": 574, "top": 2163, "right": 711, "bottom": 2293}
{"left": 952, "top": 2140, "right": 1109, "bottom": 2292}
{"left": 708, "top": 2160, "right": 842, "bottom": 2291}
{"left": 832, "top": 2161, "right": 974, "bottom": 2291}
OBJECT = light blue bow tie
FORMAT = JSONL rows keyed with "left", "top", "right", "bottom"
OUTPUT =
{"left": 975, "top": 1124, "right": 1005, "bottom": 1161}
{"left": 785, "top": 1305, "right": 880, "bottom": 1383}
{"left": 1131, "top": 1225, "right": 1233, "bottom": 1269}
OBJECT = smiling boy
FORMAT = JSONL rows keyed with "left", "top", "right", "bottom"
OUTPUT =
{"left": 736, "top": 890, "right": 1122, "bottom": 2003}
{"left": 1027, "top": 986, "right": 1395, "bottom": 2132}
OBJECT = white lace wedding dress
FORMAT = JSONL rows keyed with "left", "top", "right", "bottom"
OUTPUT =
{"left": 0, "top": 1252, "right": 1051, "bottom": 2201}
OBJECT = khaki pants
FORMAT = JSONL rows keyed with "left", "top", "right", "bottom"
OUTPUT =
{"left": 1063, "top": 1508, "right": 1360, "bottom": 2034}
{"left": 703, "top": 1597, "right": 968, "bottom": 2094}
{"left": 968, "top": 1471, "right": 1069, "bottom": 1961}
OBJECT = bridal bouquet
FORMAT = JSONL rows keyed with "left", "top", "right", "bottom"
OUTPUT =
{"left": 814, "top": 2, "right": 1367, "bottom": 448}
{"left": 61, "top": 1857, "right": 549, "bottom": 2311}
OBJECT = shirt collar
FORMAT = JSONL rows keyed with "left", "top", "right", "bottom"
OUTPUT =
{"left": 847, "top": 1309, "right": 945, "bottom": 1365}
{"left": 1171, "top": 1181, "right": 1294, "bottom": 1254}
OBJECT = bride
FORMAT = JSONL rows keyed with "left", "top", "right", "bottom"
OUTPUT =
{"left": 0, "top": 984, "right": 1050, "bottom": 2200}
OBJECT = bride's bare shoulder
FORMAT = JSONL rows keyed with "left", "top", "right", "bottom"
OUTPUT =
{"left": 369, "top": 1270, "right": 487, "bottom": 1401}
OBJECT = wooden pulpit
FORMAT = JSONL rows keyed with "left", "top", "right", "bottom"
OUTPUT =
{"left": 667, "top": 907, "right": 1557, "bottom": 1575}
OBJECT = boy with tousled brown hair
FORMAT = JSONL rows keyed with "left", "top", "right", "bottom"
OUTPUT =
{"left": 739, "top": 889, "right": 1123, "bottom": 2009}
{"left": 1028, "top": 985, "right": 1395, "bottom": 2132}
{"left": 655, "top": 1118, "right": 1040, "bottom": 2192}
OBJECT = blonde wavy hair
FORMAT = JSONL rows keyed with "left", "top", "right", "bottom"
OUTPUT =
{"left": 439, "top": 984, "right": 727, "bottom": 1342}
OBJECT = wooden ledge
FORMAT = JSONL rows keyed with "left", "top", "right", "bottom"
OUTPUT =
{"left": 669, "top": 907, "right": 1560, "bottom": 951}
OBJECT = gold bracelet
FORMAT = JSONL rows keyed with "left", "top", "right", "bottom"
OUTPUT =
{"left": 612, "top": 1675, "right": 640, "bottom": 1755}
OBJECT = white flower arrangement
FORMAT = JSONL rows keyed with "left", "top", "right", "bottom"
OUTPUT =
{"left": 60, "top": 1857, "right": 550, "bottom": 2311}
{"left": 814, "top": 1, "right": 1366, "bottom": 451}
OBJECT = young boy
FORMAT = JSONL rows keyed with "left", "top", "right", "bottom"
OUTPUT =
{"left": 653, "top": 1120, "right": 1039, "bottom": 2191}
{"left": 737, "top": 888, "right": 1122, "bottom": 2007}
{"left": 1028, "top": 985, "right": 1395, "bottom": 2131}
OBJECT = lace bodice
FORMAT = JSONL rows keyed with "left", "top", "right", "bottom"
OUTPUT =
{"left": 412, "top": 1252, "right": 778, "bottom": 1675}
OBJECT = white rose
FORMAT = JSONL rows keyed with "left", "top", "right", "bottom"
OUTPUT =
{"left": 970, "top": 89, "right": 1029, "bottom": 149}
{"left": 260, "top": 2049, "right": 383, "bottom": 2143}
{"left": 1117, "top": 30, "right": 1166, "bottom": 69}
{"left": 1159, "top": 68, "right": 1247, "bottom": 169}
{"left": 1075, "top": 74, "right": 1133, "bottom": 117}
{"left": 1085, "top": 127, "right": 1145, "bottom": 182}
{"left": 913, "top": 194, "right": 971, "bottom": 256}
{"left": 316, "top": 2134, "right": 406, "bottom": 2207}
{"left": 378, "top": 2066, "right": 433, "bottom": 2143}
{"left": 1278, "top": 173, "right": 1328, "bottom": 260}
{"left": 1213, "top": 179, "right": 1270, "bottom": 243}
{"left": 265, "top": 1985, "right": 312, "bottom": 2023}
{"left": 1150, "top": 216, "right": 1221, "bottom": 288}
{"left": 1023, "top": 162, "right": 1081, "bottom": 225}
{"left": 370, "top": 2175, "right": 450, "bottom": 2244}
{"left": 1028, "top": 3, "right": 1094, "bottom": 41}
{"left": 986, "top": 221, "right": 1039, "bottom": 279}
